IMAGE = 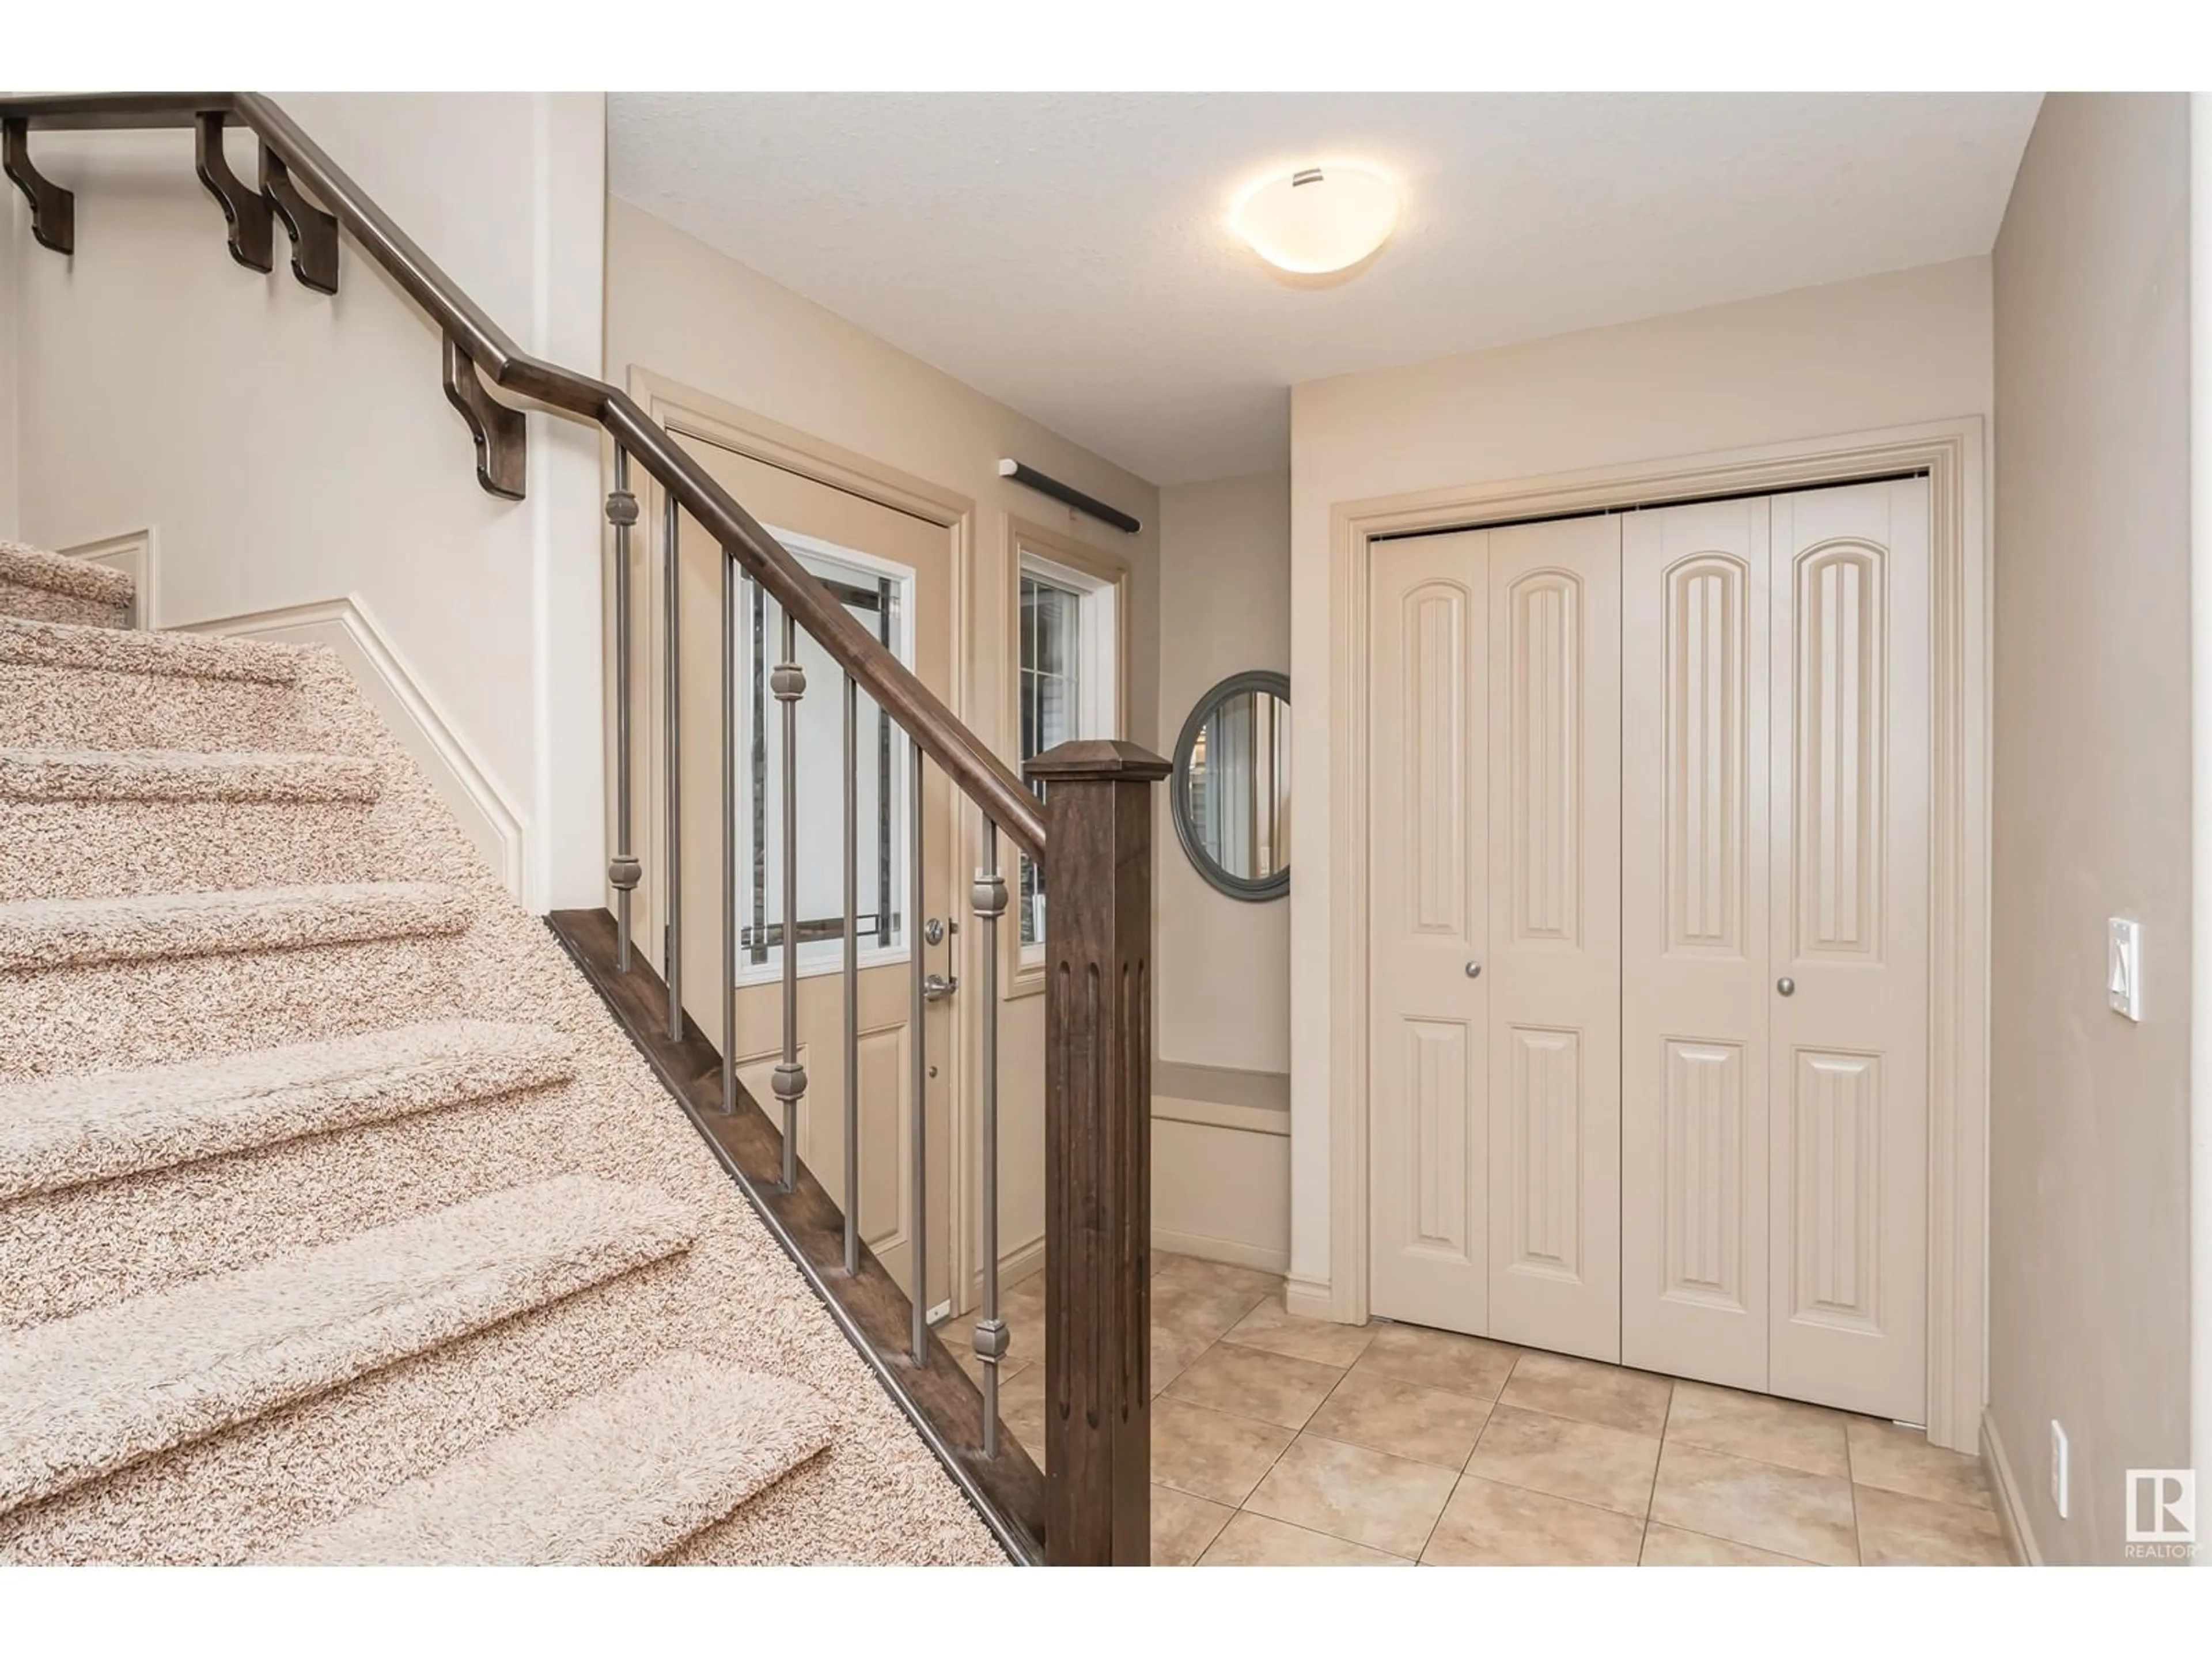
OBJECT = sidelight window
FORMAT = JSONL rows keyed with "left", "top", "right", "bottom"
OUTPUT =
{"left": 1017, "top": 549, "right": 1119, "bottom": 960}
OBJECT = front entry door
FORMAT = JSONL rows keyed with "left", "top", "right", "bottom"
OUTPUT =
{"left": 664, "top": 437, "right": 959, "bottom": 1316}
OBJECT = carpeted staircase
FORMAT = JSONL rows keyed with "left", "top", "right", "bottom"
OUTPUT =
{"left": 0, "top": 539, "right": 1004, "bottom": 1566}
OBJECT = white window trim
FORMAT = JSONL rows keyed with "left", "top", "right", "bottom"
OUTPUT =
{"left": 733, "top": 522, "right": 917, "bottom": 988}
{"left": 1018, "top": 547, "right": 1120, "bottom": 968}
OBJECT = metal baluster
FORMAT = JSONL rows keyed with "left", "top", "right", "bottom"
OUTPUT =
{"left": 771, "top": 608, "right": 808, "bottom": 1190}
{"left": 720, "top": 547, "right": 738, "bottom": 1118}
{"left": 843, "top": 673, "right": 861, "bottom": 1276}
{"left": 910, "top": 734, "right": 929, "bottom": 1363}
{"left": 972, "top": 823, "right": 1009, "bottom": 1455}
{"left": 662, "top": 486, "right": 683, "bottom": 1043}
{"left": 604, "top": 452, "right": 639, "bottom": 972}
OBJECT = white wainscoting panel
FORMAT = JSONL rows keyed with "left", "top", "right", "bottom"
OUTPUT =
{"left": 180, "top": 596, "right": 528, "bottom": 899}
{"left": 1154, "top": 1062, "right": 1292, "bottom": 1273}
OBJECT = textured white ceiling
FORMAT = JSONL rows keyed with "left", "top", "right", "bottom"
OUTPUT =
{"left": 608, "top": 93, "right": 2039, "bottom": 486}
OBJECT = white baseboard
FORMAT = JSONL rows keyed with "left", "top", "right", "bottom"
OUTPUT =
{"left": 180, "top": 595, "right": 528, "bottom": 899}
{"left": 1154, "top": 1227, "right": 1290, "bottom": 1276}
{"left": 998, "top": 1233, "right": 1046, "bottom": 1290}
{"left": 1284, "top": 1274, "right": 1338, "bottom": 1322}
{"left": 943, "top": 1232, "right": 1047, "bottom": 1322}
{"left": 966, "top": 1230, "right": 1291, "bottom": 1305}
{"left": 1981, "top": 1407, "right": 2041, "bottom": 1566}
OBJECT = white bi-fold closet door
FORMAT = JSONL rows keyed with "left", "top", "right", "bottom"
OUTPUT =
{"left": 1368, "top": 514, "right": 1623, "bottom": 1362}
{"left": 1620, "top": 481, "right": 1930, "bottom": 1421}
{"left": 1368, "top": 478, "right": 1930, "bottom": 1423}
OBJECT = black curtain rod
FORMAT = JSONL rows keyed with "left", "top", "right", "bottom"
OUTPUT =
{"left": 997, "top": 459, "right": 1142, "bottom": 535}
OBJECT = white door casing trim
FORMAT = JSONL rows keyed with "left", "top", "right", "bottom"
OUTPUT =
{"left": 1314, "top": 417, "right": 1989, "bottom": 1452}
{"left": 179, "top": 594, "right": 529, "bottom": 899}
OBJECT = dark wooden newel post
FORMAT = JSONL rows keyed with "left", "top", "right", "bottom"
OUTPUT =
{"left": 1030, "top": 738, "right": 1171, "bottom": 1567}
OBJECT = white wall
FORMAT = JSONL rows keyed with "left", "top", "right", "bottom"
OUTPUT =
{"left": 3, "top": 94, "right": 607, "bottom": 908}
{"left": 1286, "top": 257, "right": 1995, "bottom": 1299}
{"left": 1156, "top": 470, "right": 1290, "bottom": 1075}
{"left": 1988, "top": 92, "right": 2192, "bottom": 1565}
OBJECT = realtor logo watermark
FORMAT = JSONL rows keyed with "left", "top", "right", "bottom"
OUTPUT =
{"left": 2126, "top": 1470, "right": 2198, "bottom": 1560}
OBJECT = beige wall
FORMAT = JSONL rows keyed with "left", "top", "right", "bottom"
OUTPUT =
{"left": 5, "top": 94, "right": 607, "bottom": 910}
{"left": 604, "top": 195, "right": 1160, "bottom": 1290}
{"left": 0, "top": 184, "right": 17, "bottom": 538}
{"left": 1152, "top": 472, "right": 1293, "bottom": 1272}
{"left": 1156, "top": 470, "right": 1291, "bottom": 1075}
{"left": 1988, "top": 93, "right": 2193, "bottom": 1565}
{"left": 2194, "top": 88, "right": 2212, "bottom": 1556}
{"left": 1287, "top": 257, "right": 1995, "bottom": 1299}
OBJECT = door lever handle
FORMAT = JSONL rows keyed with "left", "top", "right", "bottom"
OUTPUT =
{"left": 923, "top": 972, "right": 958, "bottom": 1003}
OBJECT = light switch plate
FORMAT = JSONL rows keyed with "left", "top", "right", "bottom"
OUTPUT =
{"left": 2108, "top": 917, "right": 2143, "bottom": 1021}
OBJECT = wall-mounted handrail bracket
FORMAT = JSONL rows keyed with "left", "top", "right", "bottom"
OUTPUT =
{"left": 259, "top": 143, "right": 338, "bottom": 294}
{"left": 194, "top": 112, "right": 272, "bottom": 274}
{"left": 2, "top": 116, "right": 75, "bottom": 255}
{"left": 442, "top": 335, "right": 528, "bottom": 501}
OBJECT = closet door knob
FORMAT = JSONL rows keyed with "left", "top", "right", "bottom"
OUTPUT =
{"left": 1776, "top": 977, "right": 1795, "bottom": 997}
{"left": 1464, "top": 961, "right": 1482, "bottom": 979}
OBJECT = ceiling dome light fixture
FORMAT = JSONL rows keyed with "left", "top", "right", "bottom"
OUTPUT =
{"left": 1232, "top": 164, "right": 1399, "bottom": 275}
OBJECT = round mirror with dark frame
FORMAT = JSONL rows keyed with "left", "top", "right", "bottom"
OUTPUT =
{"left": 1172, "top": 671, "right": 1291, "bottom": 902}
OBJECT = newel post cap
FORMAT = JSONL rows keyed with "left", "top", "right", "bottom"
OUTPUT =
{"left": 1024, "top": 738, "right": 1171, "bottom": 784}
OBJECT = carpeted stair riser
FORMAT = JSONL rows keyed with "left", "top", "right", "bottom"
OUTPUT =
{"left": 0, "top": 1175, "right": 701, "bottom": 1517}
{"left": 1, "top": 1022, "right": 585, "bottom": 1331}
{"left": 0, "top": 935, "right": 478, "bottom": 1084}
{"left": 0, "top": 665, "right": 319, "bottom": 755}
{"left": 0, "top": 747, "right": 391, "bottom": 901}
{"left": 0, "top": 544, "right": 135, "bottom": 632}
{"left": 0, "top": 1238, "right": 805, "bottom": 1565}
{"left": 0, "top": 746, "right": 383, "bottom": 802}
{"left": 0, "top": 616, "right": 302, "bottom": 683}
{"left": 0, "top": 882, "right": 471, "bottom": 972}
{"left": 0, "top": 1021, "right": 575, "bottom": 1202}
{"left": 0, "top": 801, "right": 389, "bottom": 901}
{"left": 0, "top": 617, "right": 321, "bottom": 755}
{"left": 263, "top": 1355, "right": 834, "bottom": 1565}
{"left": 0, "top": 581, "right": 130, "bottom": 630}
{"left": 0, "top": 1075, "right": 595, "bottom": 1330}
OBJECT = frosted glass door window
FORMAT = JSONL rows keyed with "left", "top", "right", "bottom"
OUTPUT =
{"left": 739, "top": 551, "right": 910, "bottom": 980}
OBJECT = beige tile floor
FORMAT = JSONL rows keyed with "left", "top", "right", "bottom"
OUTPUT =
{"left": 941, "top": 1253, "right": 2010, "bottom": 1567}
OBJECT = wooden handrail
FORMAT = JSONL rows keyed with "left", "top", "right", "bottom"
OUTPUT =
{"left": 0, "top": 90, "right": 1047, "bottom": 860}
